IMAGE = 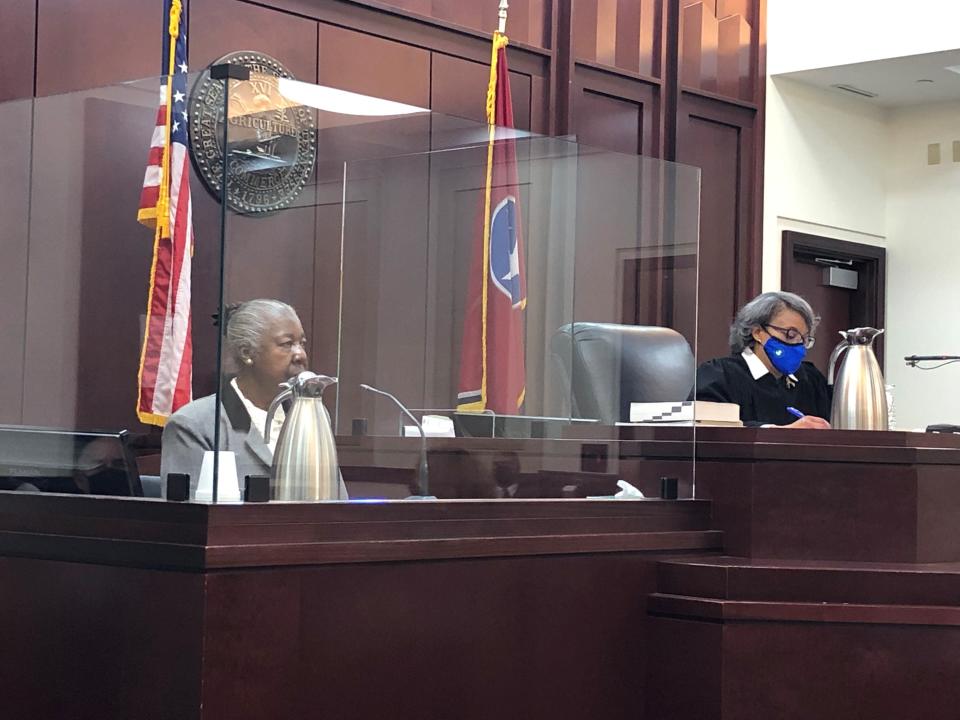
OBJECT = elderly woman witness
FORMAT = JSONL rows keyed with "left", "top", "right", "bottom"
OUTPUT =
{"left": 161, "top": 299, "right": 346, "bottom": 497}
{"left": 696, "top": 291, "right": 832, "bottom": 428}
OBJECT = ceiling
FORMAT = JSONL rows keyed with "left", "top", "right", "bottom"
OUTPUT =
{"left": 778, "top": 48, "right": 960, "bottom": 108}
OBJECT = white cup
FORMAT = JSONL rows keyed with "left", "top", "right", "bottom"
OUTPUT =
{"left": 194, "top": 451, "right": 241, "bottom": 503}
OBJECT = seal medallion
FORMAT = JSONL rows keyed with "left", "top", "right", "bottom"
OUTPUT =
{"left": 189, "top": 51, "right": 316, "bottom": 214}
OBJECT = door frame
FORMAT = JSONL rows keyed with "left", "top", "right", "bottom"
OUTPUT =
{"left": 781, "top": 230, "right": 886, "bottom": 368}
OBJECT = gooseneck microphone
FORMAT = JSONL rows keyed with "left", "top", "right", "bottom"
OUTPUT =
{"left": 905, "top": 355, "right": 960, "bottom": 367}
{"left": 359, "top": 383, "right": 430, "bottom": 497}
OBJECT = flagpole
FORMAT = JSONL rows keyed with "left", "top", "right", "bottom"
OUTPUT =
{"left": 498, "top": 0, "right": 508, "bottom": 34}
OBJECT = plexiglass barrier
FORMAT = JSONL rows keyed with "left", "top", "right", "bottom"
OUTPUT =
{"left": 218, "top": 68, "right": 702, "bottom": 502}
{"left": 0, "top": 69, "right": 701, "bottom": 504}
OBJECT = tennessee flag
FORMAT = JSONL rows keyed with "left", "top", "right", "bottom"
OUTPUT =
{"left": 135, "top": 0, "right": 194, "bottom": 425}
{"left": 457, "top": 31, "right": 526, "bottom": 414}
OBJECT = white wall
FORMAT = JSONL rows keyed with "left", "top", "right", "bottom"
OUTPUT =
{"left": 762, "top": 75, "right": 888, "bottom": 291}
{"left": 763, "top": 79, "right": 960, "bottom": 427}
{"left": 883, "top": 101, "right": 960, "bottom": 428}
{"left": 768, "top": 0, "right": 960, "bottom": 75}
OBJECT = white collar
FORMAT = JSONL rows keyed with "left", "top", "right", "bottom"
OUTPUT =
{"left": 741, "top": 347, "right": 798, "bottom": 384}
{"left": 231, "top": 377, "right": 284, "bottom": 452}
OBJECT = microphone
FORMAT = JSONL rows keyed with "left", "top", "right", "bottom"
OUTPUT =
{"left": 359, "top": 383, "right": 430, "bottom": 497}
{"left": 905, "top": 355, "right": 960, "bottom": 367}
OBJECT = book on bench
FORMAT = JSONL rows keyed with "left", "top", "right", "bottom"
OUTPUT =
{"left": 623, "top": 400, "right": 742, "bottom": 426}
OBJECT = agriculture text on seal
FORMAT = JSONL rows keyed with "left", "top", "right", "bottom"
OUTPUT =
{"left": 188, "top": 51, "right": 317, "bottom": 215}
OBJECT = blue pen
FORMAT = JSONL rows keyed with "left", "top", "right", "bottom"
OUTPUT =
{"left": 786, "top": 406, "right": 805, "bottom": 420}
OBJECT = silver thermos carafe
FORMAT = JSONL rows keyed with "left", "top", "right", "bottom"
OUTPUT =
{"left": 264, "top": 371, "right": 340, "bottom": 500}
{"left": 827, "top": 327, "right": 888, "bottom": 430}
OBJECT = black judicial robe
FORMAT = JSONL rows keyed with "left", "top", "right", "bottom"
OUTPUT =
{"left": 696, "top": 355, "right": 832, "bottom": 426}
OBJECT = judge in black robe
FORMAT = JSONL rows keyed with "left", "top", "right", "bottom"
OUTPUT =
{"left": 695, "top": 292, "right": 832, "bottom": 428}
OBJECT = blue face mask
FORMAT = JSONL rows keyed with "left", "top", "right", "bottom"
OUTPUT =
{"left": 763, "top": 336, "right": 806, "bottom": 376}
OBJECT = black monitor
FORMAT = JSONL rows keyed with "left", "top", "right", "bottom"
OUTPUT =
{"left": 0, "top": 425, "right": 143, "bottom": 497}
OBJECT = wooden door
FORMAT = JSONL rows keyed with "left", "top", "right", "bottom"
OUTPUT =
{"left": 781, "top": 231, "right": 886, "bottom": 373}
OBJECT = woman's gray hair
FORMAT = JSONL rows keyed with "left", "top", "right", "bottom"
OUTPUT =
{"left": 729, "top": 291, "right": 819, "bottom": 354}
{"left": 225, "top": 299, "right": 299, "bottom": 364}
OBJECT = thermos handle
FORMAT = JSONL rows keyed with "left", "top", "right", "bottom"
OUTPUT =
{"left": 827, "top": 341, "right": 850, "bottom": 386}
{"left": 264, "top": 387, "right": 293, "bottom": 444}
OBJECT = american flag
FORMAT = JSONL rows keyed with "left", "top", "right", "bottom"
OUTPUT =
{"left": 136, "top": 0, "right": 193, "bottom": 426}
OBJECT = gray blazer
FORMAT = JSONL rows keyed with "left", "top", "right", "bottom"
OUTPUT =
{"left": 160, "top": 381, "right": 347, "bottom": 499}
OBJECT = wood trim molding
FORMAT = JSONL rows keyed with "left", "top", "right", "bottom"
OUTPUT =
{"left": 0, "top": 492, "right": 718, "bottom": 570}
{"left": 781, "top": 230, "right": 887, "bottom": 367}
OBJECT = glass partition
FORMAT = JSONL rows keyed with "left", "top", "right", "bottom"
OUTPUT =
{"left": 332, "top": 138, "right": 701, "bottom": 501}
{"left": 0, "top": 74, "right": 220, "bottom": 501}
{"left": 0, "top": 69, "right": 700, "bottom": 505}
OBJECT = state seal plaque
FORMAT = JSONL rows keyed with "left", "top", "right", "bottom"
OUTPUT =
{"left": 188, "top": 51, "right": 317, "bottom": 214}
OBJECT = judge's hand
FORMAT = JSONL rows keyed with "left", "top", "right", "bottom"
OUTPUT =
{"left": 785, "top": 415, "right": 831, "bottom": 430}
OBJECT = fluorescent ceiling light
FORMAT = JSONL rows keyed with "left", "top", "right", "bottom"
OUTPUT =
{"left": 278, "top": 77, "right": 428, "bottom": 116}
{"left": 831, "top": 83, "right": 878, "bottom": 98}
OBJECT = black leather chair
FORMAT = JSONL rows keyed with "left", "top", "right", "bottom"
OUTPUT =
{"left": 550, "top": 323, "right": 696, "bottom": 424}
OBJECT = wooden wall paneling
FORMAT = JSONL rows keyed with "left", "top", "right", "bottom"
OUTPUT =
{"left": 423, "top": 143, "right": 556, "bottom": 415}
{"left": 1, "top": 557, "right": 206, "bottom": 720}
{"left": 431, "top": 52, "right": 533, "bottom": 131}
{"left": 367, "top": 0, "right": 548, "bottom": 48}
{"left": 0, "top": 100, "right": 33, "bottom": 423}
{"left": 186, "top": 0, "right": 320, "bottom": 399}
{"left": 269, "top": 0, "right": 551, "bottom": 61}
{"left": 198, "top": 553, "right": 663, "bottom": 720}
{"left": 238, "top": 0, "right": 553, "bottom": 134}
{"left": 680, "top": 0, "right": 758, "bottom": 102}
{"left": 423, "top": 148, "right": 485, "bottom": 417}
{"left": 0, "top": 0, "right": 36, "bottom": 101}
{"left": 190, "top": 0, "right": 319, "bottom": 81}
{"left": 314, "top": 23, "right": 433, "bottom": 427}
{"left": 337, "top": 154, "right": 431, "bottom": 435}
{"left": 642, "top": 0, "right": 662, "bottom": 78}
{"left": 595, "top": 0, "right": 619, "bottom": 66}
{"left": 20, "top": 91, "right": 90, "bottom": 427}
{"left": 431, "top": 0, "right": 483, "bottom": 31}
{"left": 572, "top": 0, "right": 600, "bottom": 64}
{"left": 572, "top": 151, "right": 643, "bottom": 326}
{"left": 571, "top": 68, "right": 659, "bottom": 157}
{"left": 35, "top": 0, "right": 161, "bottom": 96}
{"left": 551, "top": 0, "right": 574, "bottom": 136}
{"left": 78, "top": 99, "right": 159, "bottom": 431}
{"left": 680, "top": 2, "right": 719, "bottom": 93}
{"left": 572, "top": 0, "right": 660, "bottom": 77}
{"left": 676, "top": 93, "right": 756, "bottom": 361}
{"left": 318, "top": 23, "right": 430, "bottom": 105}
{"left": 752, "top": 0, "right": 767, "bottom": 280}
{"left": 575, "top": 90, "right": 644, "bottom": 156}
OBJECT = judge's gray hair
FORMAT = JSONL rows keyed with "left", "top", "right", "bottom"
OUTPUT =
{"left": 225, "top": 299, "right": 299, "bottom": 364}
{"left": 729, "top": 291, "right": 818, "bottom": 354}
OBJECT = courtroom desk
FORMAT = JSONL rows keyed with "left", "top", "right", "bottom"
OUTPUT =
{"left": 0, "top": 491, "right": 720, "bottom": 720}
{"left": 341, "top": 428, "right": 960, "bottom": 562}
{"left": 685, "top": 427, "right": 960, "bottom": 563}
{"left": 645, "top": 556, "right": 960, "bottom": 720}
{"left": 337, "top": 432, "right": 696, "bottom": 500}
{"left": 625, "top": 428, "right": 960, "bottom": 720}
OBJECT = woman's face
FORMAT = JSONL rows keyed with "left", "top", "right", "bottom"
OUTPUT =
{"left": 248, "top": 312, "right": 308, "bottom": 389}
{"left": 752, "top": 307, "right": 811, "bottom": 348}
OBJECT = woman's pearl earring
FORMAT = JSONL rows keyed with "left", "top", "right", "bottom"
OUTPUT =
{"left": 244, "top": 358, "right": 253, "bottom": 366}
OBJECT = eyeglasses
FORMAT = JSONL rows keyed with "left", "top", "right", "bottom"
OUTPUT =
{"left": 764, "top": 324, "right": 815, "bottom": 349}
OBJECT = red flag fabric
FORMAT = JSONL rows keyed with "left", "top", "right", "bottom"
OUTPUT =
{"left": 457, "top": 32, "right": 527, "bottom": 414}
{"left": 136, "top": 0, "right": 194, "bottom": 426}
